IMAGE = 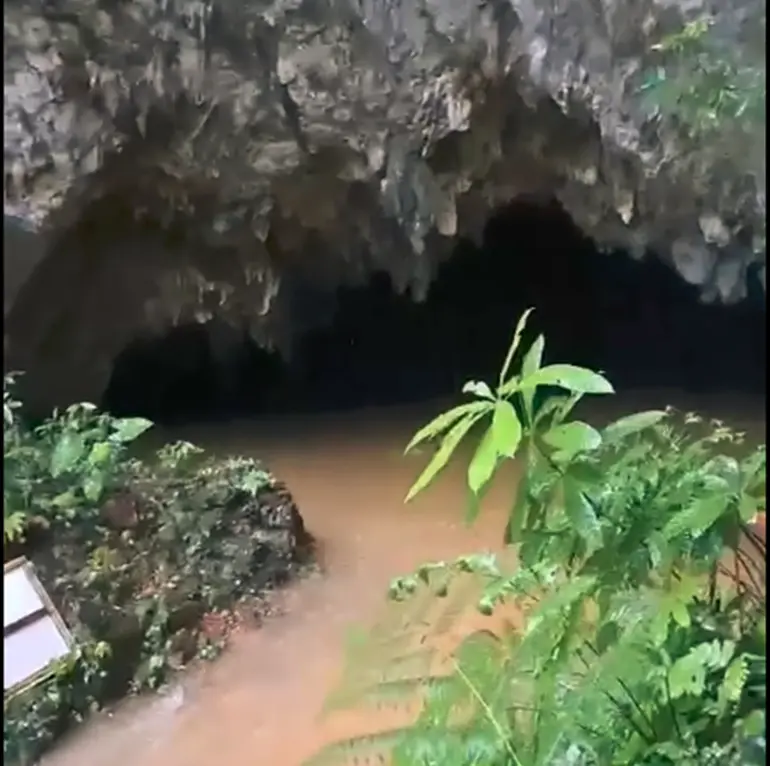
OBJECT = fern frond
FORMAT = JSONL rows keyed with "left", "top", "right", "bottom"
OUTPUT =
{"left": 330, "top": 673, "right": 454, "bottom": 717}
{"left": 302, "top": 727, "right": 406, "bottom": 766}
{"left": 432, "top": 574, "right": 485, "bottom": 636}
{"left": 328, "top": 572, "right": 491, "bottom": 716}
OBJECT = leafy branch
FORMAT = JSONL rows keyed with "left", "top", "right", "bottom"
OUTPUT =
{"left": 308, "top": 308, "right": 766, "bottom": 766}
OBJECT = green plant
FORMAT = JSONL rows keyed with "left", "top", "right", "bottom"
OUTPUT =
{"left": 3, "top": 640, "right": 112, "bottom": 765}
{"left": 3, "top": 378, "right": 308, "bottom": 765}
{"left": 309, "top": 309, "right": 766, "bottom": 766}
{"left": 639, "top": 9, "right": 766, "bottom": 256}
{"left": 3, "top": 372, "right": 153, "bottom": 543}
{"left": 641, "top": 15, "right": 766, "bottom": 138}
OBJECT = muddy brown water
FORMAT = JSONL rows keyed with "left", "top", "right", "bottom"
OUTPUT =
{"left": 40, "top": 390, "right": 765, "bottom": 766}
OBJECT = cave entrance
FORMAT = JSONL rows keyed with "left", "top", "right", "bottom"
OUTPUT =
{"left": 102, "top": 199, "right": 766, "bottom": 424}
{"left": 103, "top": 322, "right": 285, "bottom": 425}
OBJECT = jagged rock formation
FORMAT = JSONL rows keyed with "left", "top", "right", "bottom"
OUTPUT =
{"left": 3, "top": 0, "right": 766, "bottom": 412}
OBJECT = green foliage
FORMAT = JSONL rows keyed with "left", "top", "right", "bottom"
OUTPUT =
{"left": 3, "top": 374, "right": 305, "bottom": 765}
{"left": 310, "top": 309, "right": 766, "bottom": 766}
{"left": 639, "top": 7, "right": 766, "bottom": 252}
{"left": 4, "top": 642, "right": 113, "bottom": 766}
{"left": 641, "top": 16, "right": 766, "bottom": 138}
{"left": 4, "top": 372, "right": 153, "bottom": 543}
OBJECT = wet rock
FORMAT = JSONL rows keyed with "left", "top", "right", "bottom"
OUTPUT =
{"left": 3, "top": 215, "right": 50, "bottom": 317}
{"left": 671, "top": 238, "right": 717, "bottom": 287}
{"left": 713, "top": 254, "right": 749, "bottom": 305}
{"left": 253, "top": 479, "right": 312, "bottom": 547}
{"left": 32, "top": 457, "right": 311, "bottom": 650}
{"left": 3, "top": 0, "right": 766, "bottom": 409}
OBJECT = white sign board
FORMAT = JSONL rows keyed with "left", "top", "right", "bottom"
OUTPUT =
{"left": 4, "top": 558, "right": 75, "bottom": 698}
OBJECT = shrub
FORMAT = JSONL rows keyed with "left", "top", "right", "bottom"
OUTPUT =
{"left": 309, "top": 309, "right": 766, "bottom": 766}
{"left": 3, "top": 372, "right": 155, "bottom": 545}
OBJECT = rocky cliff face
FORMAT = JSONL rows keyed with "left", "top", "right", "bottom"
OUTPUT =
{"left": 3, "top": 0, "right": 766, "bottom": 411}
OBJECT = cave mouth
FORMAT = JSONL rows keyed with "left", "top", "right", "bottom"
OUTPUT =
{"left": 102, "top": 199, "right": 766, "bottom": 425}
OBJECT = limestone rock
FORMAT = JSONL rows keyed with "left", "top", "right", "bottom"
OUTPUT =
{"left": 3, "top": 0, "right": 766, "bottom": 410}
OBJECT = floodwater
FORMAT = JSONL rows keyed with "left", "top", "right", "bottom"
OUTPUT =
{"left": 41, "top": 390, "right": 765, "bottom": 766}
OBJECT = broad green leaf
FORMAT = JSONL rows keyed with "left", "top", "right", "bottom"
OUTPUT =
{"left": 519, "top": 364, "right": 614, "bottom": 395}
{"left": 542, "top": 421, "right": 602, "bottom": 457}
{"left": 566, "top": 461, "right": 604, "bottom": 487}
{"left": 465, "top": 436, "right": 499, "bottom": 526}
{"left": 738, "top": 492, "right": 759, "bottom": 522}
{"left": 88, "top": 441, "right": 113, "bottom": 466}
{"left": 669, "top": 648, "right": 706, "bottom": 698}
{"left": 65, "top": 401, "right": 97, "bottom": 417}
{"left": 461, "top": 380, "right": 495, "bottom": 400}
{"left": 498, "top": 307, "right": 535, "bottom": 389}
{"left": 603, "top": 410, "right": 667, "bottom": 443}
{"left": 742, "top": 448, "right": 767, "bottom": 490}
{"left": 552, "top": 392, "right": 584, "bottom": 428}
{"left": 595, "top": 620, "right": 620, "bottom": 653}
{"left": 670, "top": 600, "right": 691, "bottom": 628}
{"left": 512, "top": 334, "right": 545, "bottom": 416}
{"left": 661, "top": 494, "right": 730, "bottom": 541}
{"left": 50, "top": 432, "right": 86, "bottom": 477}
{"left": 404, "top": 401, "right": 489, "bottom": 455}
{"left": 83, "top": 471, "right": 105, "bottom": 502}
{"left": 465, "top": 481, "right": 492, "bottom": 526}
{"left": 491, "top": 400, "right": 522, "bottom": 458}
{"left": 563, "top": 478, "right": 602, "bottom": 550}
{"left": 111, "top": 417, "right": 154, "bottom": 443}
{"left": 405, "top": 413, "right": 482, "bottom": 502}
{"left": 51, "top": 491, "right": 78, "bottom": 508}
{"left": 704, "top": 455, "right": 741, "bottom": 494}
{"left": 716, "top": 639, "right": 736, "bottom": 668}
{"left": 467, "top": 426, "right": 499, "bottom": 496}
{"left": 504, "top": 466, "right": 530, "bottom": 545}
{"left": 530, "top": 394, "right": 570, "bottom": 427}
{"left": 520, "top": 333, "right": 545, "bottom": 379}
{"left": 742, "top": 709, "right": 766, "bottom": 737}
{"left": 651, "top": 575, "right": 701, "bottom": 645}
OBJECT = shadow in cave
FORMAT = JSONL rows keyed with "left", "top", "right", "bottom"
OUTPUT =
{"left": 102, "top": 199, "right": 766, "bottom": 425}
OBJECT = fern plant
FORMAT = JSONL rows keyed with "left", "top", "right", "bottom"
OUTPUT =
{"left": 308, "top": 309, "right": 766, "bottom": 766}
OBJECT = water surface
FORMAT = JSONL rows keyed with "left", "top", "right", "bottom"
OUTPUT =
{"left": 41, "top": 390, "right": 765, "bottom": 766}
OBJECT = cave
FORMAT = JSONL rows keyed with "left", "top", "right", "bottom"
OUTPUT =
{"left": 101, "top": 200, "right": 766, "bottom": 425}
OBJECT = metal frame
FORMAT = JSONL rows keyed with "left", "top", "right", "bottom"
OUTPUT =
{"left": 3, "top": 556, "right": 76, "bottom": 701}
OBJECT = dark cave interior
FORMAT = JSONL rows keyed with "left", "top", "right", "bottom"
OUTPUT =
{"left": 102, "top": 200, "right": 767, "bottom": 425}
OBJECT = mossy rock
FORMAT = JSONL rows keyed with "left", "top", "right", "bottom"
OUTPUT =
{"left": 4, "top": 455, "right": 313, "bottom": 766}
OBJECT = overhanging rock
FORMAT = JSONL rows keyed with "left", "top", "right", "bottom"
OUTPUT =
{"left": 3, "top": 0, "right": 766, "bottom": 410}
